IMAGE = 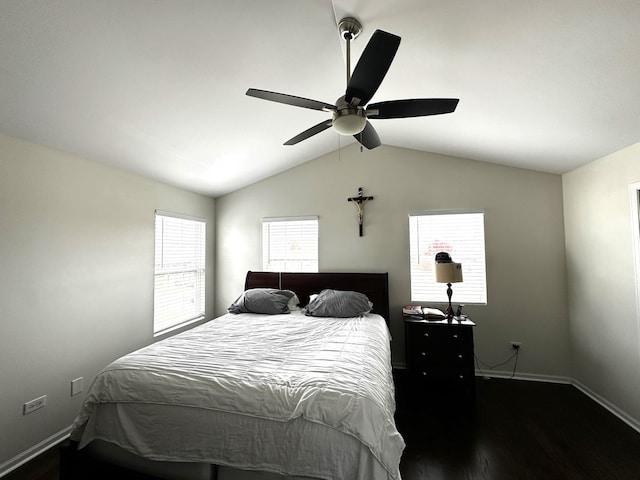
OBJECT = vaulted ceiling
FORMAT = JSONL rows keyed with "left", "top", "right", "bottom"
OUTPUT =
{"left": 1, "top": 1, "right": 639, "bottom": 197}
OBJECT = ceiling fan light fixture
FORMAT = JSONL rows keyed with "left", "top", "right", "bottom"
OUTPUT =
{"left": 332, "top": 109, "right": 367, "bottom": 135}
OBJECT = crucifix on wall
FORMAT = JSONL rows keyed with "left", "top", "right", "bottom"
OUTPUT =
{"left": 347, "top": 187, "right": 374, "bottom": 237}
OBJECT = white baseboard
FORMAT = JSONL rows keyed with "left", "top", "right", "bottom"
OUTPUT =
{"left": 0, "top": 426, "right": 70, "bottom": 478}
{"left": 572, "top": 380, "right": 640, "bottom": 434}
{"left": 476, "top": 369, "right": 572, "bottom": 384}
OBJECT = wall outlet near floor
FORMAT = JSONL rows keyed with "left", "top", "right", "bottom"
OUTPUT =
{"left": 510, "top": 341, "right": 522, "bottom": 350}
{"left": 71, "top": 377, "right": 83, "bottom": 396}
{"left": 23, "top": 395, "right": 47, "bottom": 415}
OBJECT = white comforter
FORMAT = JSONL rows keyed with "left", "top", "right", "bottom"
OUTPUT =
{"left": 70, "top": 311, "right": 405, "bottom": 480}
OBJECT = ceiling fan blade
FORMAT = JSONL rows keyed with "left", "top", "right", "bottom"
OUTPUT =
{"left": 367, "top": 98, "right": 459, "bottom": 119}
{"left": 284, "top": 120, "right": 333, "bottom": 145}
{"left": 354, "top": 121, "right": 381, "bottom": 150}
{"left": 345, "top": 30, "right": 401, "bottom": 106}
{"left": 246, "top": 88, "right": 335, "bottom": 111}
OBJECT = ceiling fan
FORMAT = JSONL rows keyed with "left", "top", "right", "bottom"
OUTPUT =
{"left": 246, "top": 17, "right": 459, "bottom": 150}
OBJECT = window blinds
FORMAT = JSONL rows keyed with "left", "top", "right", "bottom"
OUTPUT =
{"left": 262, "top": 217, "right": 318, "bottom": 272}
{"left": 154, "top": 212, "right": 206, "bottom": 334}
{"left": 409, "top": 211, "right": 487, "bottom": 304}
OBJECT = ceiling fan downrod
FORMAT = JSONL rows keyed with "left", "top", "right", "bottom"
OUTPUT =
{"left": 338, "top": 17, "right": 362, "bottom": 85}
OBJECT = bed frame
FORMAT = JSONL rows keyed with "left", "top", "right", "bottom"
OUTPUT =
{"left": 60, "top": 270, "right": 390, "bottom": 480}
{"left": 245, "top": 271, "right": 390, "bottom": 323}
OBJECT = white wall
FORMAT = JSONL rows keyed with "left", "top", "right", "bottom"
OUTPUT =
{"left": 563, "top": 142, "right": 640, "bottom": 426}
{"left": 215, "top": 143, "right": 569, "bottom": 379}
{"left": 0, "top": 134, "right": 216, "bottom": 468}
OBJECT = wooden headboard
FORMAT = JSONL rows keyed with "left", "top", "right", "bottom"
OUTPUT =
{"left": 244, "top": 271, "right": 390, "bottom": 323}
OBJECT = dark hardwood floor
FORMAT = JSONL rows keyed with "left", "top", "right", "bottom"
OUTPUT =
{"left": 3, "top": 445, "right": 59, "bottom": 480}
{"left": 395, "top": 372, "right": 640, "bottom": 480}
{"left": 5, "top": 374, "right": 640, "bottom": 480}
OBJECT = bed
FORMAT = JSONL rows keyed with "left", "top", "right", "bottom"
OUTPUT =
{"left": 62, "top": 271, "right": 403, "bottom": 480}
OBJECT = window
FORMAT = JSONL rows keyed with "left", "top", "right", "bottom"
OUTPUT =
{"left": 154, "top": 211, "right": 206, "bottom": 335}
{"left": 262, "top": 216, "right": 318, "bottom": 272}
{"left": 409, "top": 211, "right": 487, "bottom": 304}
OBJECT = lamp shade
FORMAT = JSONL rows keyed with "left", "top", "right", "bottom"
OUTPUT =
{"left": 435, "top": 262, "right": 463, "bottom": 283}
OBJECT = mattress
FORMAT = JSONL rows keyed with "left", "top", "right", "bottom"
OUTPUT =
{"left": 70, "top": 311, "right": 405, "bottom": 480}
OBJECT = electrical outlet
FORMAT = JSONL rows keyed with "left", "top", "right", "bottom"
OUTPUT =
{"left": 71, "top": 377, "right": 83, "bottom": 396}
{"left": 23, "top": 395, "right": 47, "bottom": 415}
{"left": 510, "top": 341, "right": 522, "bottom": 350}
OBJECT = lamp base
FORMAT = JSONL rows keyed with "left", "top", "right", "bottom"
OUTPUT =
{"left": 445, "top": 306, "right": 454, "bottom": 320}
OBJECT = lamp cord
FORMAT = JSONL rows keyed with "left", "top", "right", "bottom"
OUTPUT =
{"left": 475, "top": 349, "right": 520, "bottom": 380}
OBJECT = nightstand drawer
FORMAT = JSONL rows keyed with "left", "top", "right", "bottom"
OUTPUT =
{"left": 408, "top": 324, "right": 472, "bottom": 345}
{"left": 414, "top": 367, "right": 474, "bottom": 382}
{"left": 410, "top": 348, "right": 472, "bottom": 369}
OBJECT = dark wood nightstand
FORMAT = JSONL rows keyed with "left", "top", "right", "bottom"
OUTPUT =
{"left": 404, "top": 316, "right": 476, "bottom": 403}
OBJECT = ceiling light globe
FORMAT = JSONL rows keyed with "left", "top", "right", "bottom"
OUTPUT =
{"left": 332, "top": 111, "right": 367, "bottom": 135}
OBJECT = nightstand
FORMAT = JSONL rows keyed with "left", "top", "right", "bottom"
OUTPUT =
{"left": 404, "top": 316, "right": 476, "bottom": 403}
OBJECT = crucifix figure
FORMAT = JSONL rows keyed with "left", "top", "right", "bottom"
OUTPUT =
{"left": 347, "top": 187, "right": 374, "bottom": 237}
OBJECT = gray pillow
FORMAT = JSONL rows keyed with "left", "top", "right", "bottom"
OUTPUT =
{"left": 228, "top": 288, "right": 295, "bottom": 315}
{"left": 305, "top": 289, "right": 373, "bottom": 318}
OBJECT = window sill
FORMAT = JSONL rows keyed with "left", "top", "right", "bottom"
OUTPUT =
{"left": 153, "top": 315, "right": 206, "bottom": 339}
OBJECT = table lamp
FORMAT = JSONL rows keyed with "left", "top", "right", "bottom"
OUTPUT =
{"left": 434, "top": 252, "right": 463, "bottom": 321}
